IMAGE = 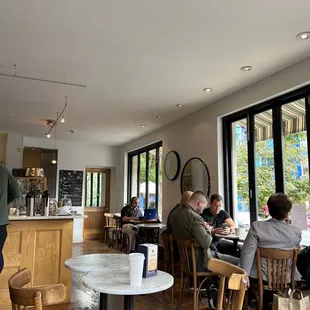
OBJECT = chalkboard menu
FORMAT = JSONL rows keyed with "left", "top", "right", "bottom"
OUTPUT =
{"left": 58, "top": 170, "right": 83, "bottom": 206}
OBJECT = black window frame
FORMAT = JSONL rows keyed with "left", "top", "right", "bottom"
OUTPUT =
{"left": 127, "top": 141, "right": 163, "bottom": 210}
{"left": 223, "top": 84, "right": 310, "bottom": 222}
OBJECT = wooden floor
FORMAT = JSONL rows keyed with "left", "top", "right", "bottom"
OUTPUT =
{"left": 44, "top": 240, "right": 200, "bottom": 310}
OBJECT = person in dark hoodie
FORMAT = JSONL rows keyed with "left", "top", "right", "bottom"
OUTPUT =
{"left": 0, "top": 163, "right": 20, "bottom": 273}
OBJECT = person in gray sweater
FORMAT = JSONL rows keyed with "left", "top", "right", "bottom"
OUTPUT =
{"left": 0, "top": 163, "right": 20, "bottom": 272}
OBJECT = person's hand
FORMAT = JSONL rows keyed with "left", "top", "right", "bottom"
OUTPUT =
{"left": 296, "top": 245, "right": 304, "bottom": 253}
{"left": 221, "top": 227, "right": 230, "bottom": 235}
{"left": 212, "top": 227, "right": 224, "bottom": 235}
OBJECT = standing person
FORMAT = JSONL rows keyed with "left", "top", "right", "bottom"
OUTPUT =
{"left": 0, "top": 163, "right": 20, "bottom": 273}
{"left": 121, "top": 196, "right": 143, "bottom": 253}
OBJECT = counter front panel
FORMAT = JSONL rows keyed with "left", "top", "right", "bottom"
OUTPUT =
{"left": 0, "top": 219, "right": 73, "bottom": 309}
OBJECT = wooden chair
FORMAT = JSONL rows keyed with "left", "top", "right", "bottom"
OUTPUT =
{"left": 104, "top": 213, "right": 116, "bottom": 244}
{"left": 176, "top": 239, "right": 216, "bottom": 310}
{"left": 161, "top": 232, "right": 177, "bottom": 304}
{"left": 207, "top": 258, "right": 247, "bottom": 310}
{"left": 8, "top": 268, "right": 66, "bottom": 310}
{"left": 254, "top": 247, "right": 298, "bottom": 310}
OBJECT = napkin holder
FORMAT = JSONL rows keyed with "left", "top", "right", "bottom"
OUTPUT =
{"left": 138, "top": 243, "right": 158, "bottom": 278}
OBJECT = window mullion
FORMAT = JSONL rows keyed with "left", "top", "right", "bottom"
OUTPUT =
{"left": 247, "top": 113, "right": 258, "bottom": 223}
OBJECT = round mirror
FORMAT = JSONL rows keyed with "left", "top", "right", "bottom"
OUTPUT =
{"left": 180, "top": 157, "right": 211, "bottom": 196}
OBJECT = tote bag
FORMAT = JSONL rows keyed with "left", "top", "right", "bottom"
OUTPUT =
{"left": 273, "top": 289, "right": 310, "bottom": 310}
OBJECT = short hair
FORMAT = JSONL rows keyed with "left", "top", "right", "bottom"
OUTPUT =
{"left": 180, "top": 191, "right": 193, "bottom": 204}
{"left": 190, "top": 191, "right": 208, "bottom": 203}
{"left": 210, "top": 194, "right": 223, "bottom": 203}
{"left": 267, "top": 193, "right": 292, "bottom": 220}
{"left": 130, "top": 196, "right": 139, "bottom": 204}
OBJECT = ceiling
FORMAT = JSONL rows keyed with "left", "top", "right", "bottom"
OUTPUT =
{"left": 0, "top": 1, "right": 310, "bottom": 146}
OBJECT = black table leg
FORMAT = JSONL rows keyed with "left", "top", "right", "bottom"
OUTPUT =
{"left": 233, "top": 239, "right": 238, "bottom": 257}
{"left": 124, "top": 295, "right": 134, "bottom": 310}
{"left": 100, "top": 293, "right": 108, "bottom": 310}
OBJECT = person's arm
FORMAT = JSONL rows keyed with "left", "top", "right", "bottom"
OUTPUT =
{"left": 239, "top": 224, "right": 258, "bottom": 276}
{"left": 225, "top": 218, "right": 236, "bottom": 230}
{"left": 191, "top": 216, "right": 213, "bottom": 251}
{"left": 7, "top": 169, "right": 20, "bottom": 204}
{"left": 121, "top": 207, "right": 138, "bottom": 223}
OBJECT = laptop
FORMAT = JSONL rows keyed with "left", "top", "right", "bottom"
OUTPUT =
{"left": 143, "top": 209, "right": 158, "bottom": 221}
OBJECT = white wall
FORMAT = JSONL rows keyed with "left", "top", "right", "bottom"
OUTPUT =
{"left": 118, "top": 56, "right": 310, "bottom": 223}
{"left": 6, "top": 133, "right": 23, "bottom": 170}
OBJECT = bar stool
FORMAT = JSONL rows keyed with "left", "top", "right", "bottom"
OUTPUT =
{"left": 104, "top": 213, "right": 116, "bottom": 244}
{"left": 111, "top": 214, "right": 122, "bottom": 249}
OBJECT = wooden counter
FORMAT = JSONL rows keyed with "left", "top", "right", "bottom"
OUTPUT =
{"left": 0, "top": 216, "right": 81, "bottom": 310}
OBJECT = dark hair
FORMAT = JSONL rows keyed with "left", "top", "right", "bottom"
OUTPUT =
{"left": 210, "top": 194, "right": 223, "bottom": 203}
{"left": 130, "top": 196, "right": 139, "bottom": 204}
{"left": 267, "top": 193, "right": 292, "bottom": 220}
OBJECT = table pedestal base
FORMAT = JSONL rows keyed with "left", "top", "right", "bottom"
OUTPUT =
{"left": 100, "top": 293, "right": 134, "bottom": 310}
{"left": 70, "top": 271, "right": 123, "bottom": 310}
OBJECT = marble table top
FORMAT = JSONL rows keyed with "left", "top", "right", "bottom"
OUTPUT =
{"left": 65, "top": 253, "right": 128, "bottom": 273}
{"left": 84, "top": 267, "right": 173, "bottom": 295}
{"left": 136, "top": 223, "right": 166, "bottom": 228}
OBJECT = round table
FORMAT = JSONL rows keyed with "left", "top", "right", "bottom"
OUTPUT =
{"left": 136, "top": 223, "right": 166, "bottom": 244}
{"left": 84, "top": 267, "right": 173, "bottom": 310}
{"left": 65, "top": 254, "right": 128, "bottom": 310}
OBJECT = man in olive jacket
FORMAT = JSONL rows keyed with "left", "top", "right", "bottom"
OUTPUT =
{"left": 169, "top": 191, "right": 239, "bottom": 270}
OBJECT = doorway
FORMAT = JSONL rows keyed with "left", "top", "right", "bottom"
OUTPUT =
{"left": 83, "top": 168, "right": 111, "bottom": 240}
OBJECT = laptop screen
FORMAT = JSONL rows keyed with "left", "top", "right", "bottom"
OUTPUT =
{"left": 144, "top": 209, "right": 157, "bottom": 220}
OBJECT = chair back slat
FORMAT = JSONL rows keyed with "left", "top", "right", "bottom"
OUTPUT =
{"left": 8, "top": 268, "right": 66, "bottom": 309}
{"left": 256, "top": 248, "right": 297, "bottom": 293}
{"left": 207, "top": 258, "right": 247, "bottom": 310}
{"left": 161, "top": 233, "right": 173, "bottom": 265}
{"left": 177, "top": 239, "right": 198, "bottom": 276}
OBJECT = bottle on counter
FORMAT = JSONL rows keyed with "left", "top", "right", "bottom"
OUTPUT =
{"left": 26, "top": 186, "right": 35, "bottom": 216}
{"left": 41, "top": 190, "right": 49, "bottom": 216}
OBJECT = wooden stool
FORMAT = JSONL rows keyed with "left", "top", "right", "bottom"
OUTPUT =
{"left": 104, "top": 213, "right": 116, "bottom": 244}
{"left": 8, "top": 268, "right": 66, "bottom": 310}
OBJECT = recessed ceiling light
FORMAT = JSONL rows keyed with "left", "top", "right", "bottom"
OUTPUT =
{"left": 240, "top": 66, "right": 252, "bottom": 72}
{"left": 203, "top": 88, "right": 212, "bottom": 92}
{"left": 156, "top": 115, "right": 162, "bottom": 119}
{"left": 296, "top": 32, "right": 310, "bottom": 40}
{"left": 140, "top": 124, "right": 146, "bottom": 128}
{"left": 176, "top": 104, "right": 184, "bottom": 107}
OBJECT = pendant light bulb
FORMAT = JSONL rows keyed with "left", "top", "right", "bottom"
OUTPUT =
{"left": 61, "top": 116, "right": 65, "bottom": 123}
{"left": 46, "top": 133, "right": 51, "bottom": 138}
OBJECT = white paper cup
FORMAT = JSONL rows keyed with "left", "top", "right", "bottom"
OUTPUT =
{"left": 128, "top": 253, "right": 145, "bottom": 286}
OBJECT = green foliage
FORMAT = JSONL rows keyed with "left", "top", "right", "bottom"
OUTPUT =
{"left": 139, "top": 148, "right": 163, "bottom": 184}
{"left": 236, "top": 131, "right": 310, "bottom": 212}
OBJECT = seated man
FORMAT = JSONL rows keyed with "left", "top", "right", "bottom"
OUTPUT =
{"left": 201, "top": 194, "right": 237, "bottom": 255}
{"left": 169, "top": 190, "right": 239, "bottom": 271}
{"left": 165, "top": 191, "right": 193, "bottom": 233}
{"left": 121, "top": 197, "right": 143, "bottom": 253}
{"left": 240, "top": 193, "right": 302, "bottom": 281}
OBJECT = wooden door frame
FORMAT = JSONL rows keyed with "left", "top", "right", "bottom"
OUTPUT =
{"left": 83, "top": 168, "right": 111, "bottom": 240}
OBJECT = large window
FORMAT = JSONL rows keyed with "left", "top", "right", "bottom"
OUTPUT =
{"left": 85, "top": 168, "right": 111, "bottom": 209}
{"left": 223, "top": 86, "right": 310, "bottom": 228}
{"left": 127, "top": 141, "right": 163, "bottom": 217}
